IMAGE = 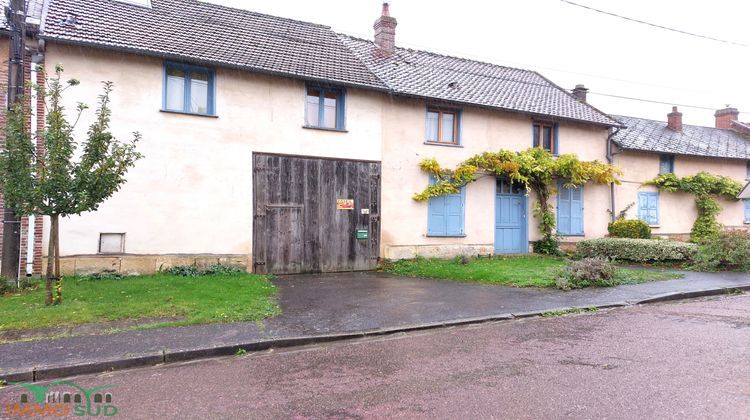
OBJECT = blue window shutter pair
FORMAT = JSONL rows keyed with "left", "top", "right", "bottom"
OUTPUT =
{"left": 638, "top": 192, "right": 660, "bottom": 225}
{"left": 557, "top": 182, "right": 583, "bottom": 235}
{"left": 427, "top": 178, "right": 465, "bottom": 236}
{"left": 744, "top": 199, "right": 750, "bottom": 222}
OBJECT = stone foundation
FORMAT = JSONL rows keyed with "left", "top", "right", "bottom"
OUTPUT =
{"left": 383, "top": 244, "right": 496, "bottom": 260}
{"left": 42, "top": 254, "right": 250, "bottom": 276}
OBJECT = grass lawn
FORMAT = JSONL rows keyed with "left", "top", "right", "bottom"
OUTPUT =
{"left": 0, "top": 273, "right": 280, "bottom": 335}
{"left": 383, "top": 255, "right": 682, "bottom": 288}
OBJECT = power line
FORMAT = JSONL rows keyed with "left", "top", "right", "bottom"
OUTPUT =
{"left": 589, "top": 91, "right": 749, "bottom": 115}
{"left": 559, "top": 0, "right": 748, "bottom": 48}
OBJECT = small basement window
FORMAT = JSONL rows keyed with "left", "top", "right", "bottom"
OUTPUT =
{"left": 99, "top": 233, "right": 125, "bottom": 254}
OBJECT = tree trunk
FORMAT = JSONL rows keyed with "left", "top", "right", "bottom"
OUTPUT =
{"left": 53, "top": 214, "right": 62, "bottom": 305}
{"left": 44, "top": 214, "right": 56, "bottom": 306}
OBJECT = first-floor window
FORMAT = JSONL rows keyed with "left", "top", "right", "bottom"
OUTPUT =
{"left": 163, "top": 62, "right": 215, "bottom": 115}
{"left": 744, "top": 199, "right": 750, "bottom": 223}
{"left": 557, "top": 183, "right": 583, "bottom": 235}
{"left": 638, "top": 192, "right": 660, "bottom": 225}
{"left": 533, "top": 122, "right": 557, "bottom": 154}
{"left": 425, "top": 107, "right": 460, "bottom": 144}
{"left": 305, "top": 85, "right": 345, "bottom": 130}
{"left": 427, "top": 177, "right": 465, "bottom": 236}
{"left": 659, "top": 154, "right": 675, "bottom": 174}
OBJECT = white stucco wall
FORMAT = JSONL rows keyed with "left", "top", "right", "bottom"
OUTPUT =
{"left": 45, "top": 44, "right": 385, "bottom": 258}
{"left": 613, "top": 149, "right": 748, "bottom": 236}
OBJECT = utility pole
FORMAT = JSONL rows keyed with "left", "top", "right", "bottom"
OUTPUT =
{"left": 0, "top": 0, "right": 26, "bottom": 280}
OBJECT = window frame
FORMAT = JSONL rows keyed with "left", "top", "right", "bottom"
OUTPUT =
{"left": 304, "top": 84, "right": 346, "bottom": 131}
{"left": 425, "top": 106, "right": 461, "bottom": 145}
{"left": 426, "top": 175, "right": 466, "bottom": 237}
{"left": 98, "top": 233, "right": 126, "bottom": 255}
{"left": 637, "top": 191, "right": 660, "bottom": 226}
{"left": 532, "top": 121, "right": 559, "bottom": 155}
{"left": 556, "top": 182, "right": 584, "bottom": 236}
{"left": 162, "top": 61, "right": 216, "bottom": 116}
{"left": 744, "top": 199, "right": 750, "bottom": 223}
{"left": 745, "top": 161, "right": 750, "bottom": 181}
{"left": 659, "top": 154, "right": 675, "bottom": 174}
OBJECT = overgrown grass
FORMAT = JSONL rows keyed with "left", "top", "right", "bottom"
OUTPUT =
{"left": 383, "top": 255, "right": 682, "bottom": 288}
{"left": 0, "top": 273, "right": 280, "bottom": 333}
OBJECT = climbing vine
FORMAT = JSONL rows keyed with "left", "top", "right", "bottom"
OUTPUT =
{"left": 646, "top": 172, "right": 743, "bottom": 242}
{"left": 413, "top": 148, "right": 621, "bottom": 254}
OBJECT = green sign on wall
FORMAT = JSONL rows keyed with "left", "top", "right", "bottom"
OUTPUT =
{"left": 355, "top": 229, "right": 369, "bottom": 239}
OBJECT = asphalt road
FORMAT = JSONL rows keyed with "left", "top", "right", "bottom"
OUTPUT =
{"left": 2, "top": 294, "right": 749, "bottom": 419}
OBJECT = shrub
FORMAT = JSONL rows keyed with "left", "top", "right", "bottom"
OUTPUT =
{"left": 608, "top": 219, "right": 651, "bottom": 239}
{"left": 690, "top": 230, "right": 750, "bottom": 272}
{"left": 576, "top": 238, "right": 697, "bottom": 262}
{"left": 555, "top": 257, "right": 618, "bottom": 290}
{"left": 533, "top": 237, "right": 561, "bottom": 255}
{"left": 166, "top": 264, "right": 245, "bottom": 277}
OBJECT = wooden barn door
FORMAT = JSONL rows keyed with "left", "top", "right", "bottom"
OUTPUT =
{"left": 253, "top": 153, "right": 381, "bottom": 274}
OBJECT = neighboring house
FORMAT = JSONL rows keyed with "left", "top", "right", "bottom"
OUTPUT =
{"left": 611, "top": 107, "right": 750, "bottom": 239}
{"left": 0, "top": 0, "right": 745, "bottom": 277}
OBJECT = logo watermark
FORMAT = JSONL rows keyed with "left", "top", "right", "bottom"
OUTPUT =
{"left": 3, "top": 380, "right": 117, "bottom": 417}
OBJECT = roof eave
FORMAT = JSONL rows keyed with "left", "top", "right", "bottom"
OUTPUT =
{"left": 612, "top": 140, "right": 750, "bottom": 161}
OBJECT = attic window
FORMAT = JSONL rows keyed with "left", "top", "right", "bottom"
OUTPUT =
{"left": 114, "top": 0, "right": 152, "bottom": 7}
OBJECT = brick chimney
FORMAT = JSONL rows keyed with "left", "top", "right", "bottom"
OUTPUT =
{"left": 715, "top": 106, "right": 739, "bottom": 129}
{"left": 667, "top": 106, "right": 682, "bottom": 131}
{"left": 374, "top": 2, "right": 397, "bottom": 55}
{"left": 572, "top": 84, "right": 588, "bottom": 103}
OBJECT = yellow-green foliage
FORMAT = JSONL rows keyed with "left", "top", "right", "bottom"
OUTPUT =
{"left": 646, "top": 172, "right": 743, "bottom": 242}
{"left": 414, "top": 148, "right": 621, "bottom": 254}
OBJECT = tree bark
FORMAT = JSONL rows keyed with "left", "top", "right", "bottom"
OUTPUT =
{"left": 44, "top": 214, "right": 56, "bottom": 306}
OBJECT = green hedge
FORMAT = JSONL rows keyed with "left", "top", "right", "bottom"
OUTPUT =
{"left": 576, "top": 238, "right": 697, "bottom": 262}
{"left": 608, "top": 219, "right": 651, "bottom": 239}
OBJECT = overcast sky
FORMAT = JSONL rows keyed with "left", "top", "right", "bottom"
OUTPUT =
{"left": 210, "top": 0, "right": 748, "bottom": 127}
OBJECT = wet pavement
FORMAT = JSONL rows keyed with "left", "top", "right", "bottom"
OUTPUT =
{"left": 1, "top": 294, "right": 747, "bottom": 419}
{"left": 0, "top": 270, "right": 749, "bottom": 380}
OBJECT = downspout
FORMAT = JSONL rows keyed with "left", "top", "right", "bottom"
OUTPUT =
{"left": 25, "top": 54, "right": 42, "bottom": 276}
{"left": 606, "top": 127, "right": 621, "bottom": 223}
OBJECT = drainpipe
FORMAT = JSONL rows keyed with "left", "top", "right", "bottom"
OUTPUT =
{"left": 606, "top": 127, "right": 621, "bottom": 223}
{"left": 25, "top": 55, "right": 42, "bottom": 276}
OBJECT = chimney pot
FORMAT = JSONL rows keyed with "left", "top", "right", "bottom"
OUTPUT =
{"left": 714, "top": 106, "right": 739, "bottom": 129}
{"left": 572, "top": 84, "right": 588, "bottom": 103}
{"left": 374, "top": 2, "right": 397, "bottom": 55}
{"left": 667, "top": 106, "right": 683, "bottom": 131}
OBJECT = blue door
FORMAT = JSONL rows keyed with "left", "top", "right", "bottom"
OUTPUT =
{"left": 494, "top": 179, "right": 528, "bottom": 254}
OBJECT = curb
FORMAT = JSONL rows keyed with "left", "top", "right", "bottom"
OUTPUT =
{"left": 1, "top": 286, "right": 746, "bottom": 383}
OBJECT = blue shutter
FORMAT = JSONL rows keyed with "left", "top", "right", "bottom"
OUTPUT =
{"left": 557, "top": 183, "right": 583, "bottom": 235}
{"left": 428, "top": 196, "right": 447, "bottom": 236}
{"left": 638, "top": 192, "right": 659, "bottom": 225}
{"left": 745, "top": 199, "right": 750, "bottom": 222}
{"left": 554, "top": 124, "right": 560, "bottom": 155}
{"left": 427, "top": 176, "right": 465, "bottom": 236}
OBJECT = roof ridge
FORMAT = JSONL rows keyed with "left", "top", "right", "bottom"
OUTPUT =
{"left": 614, "top": 114, "right": 726, "bottom": 131}
{"left": 336, "top": 33, "right": 393, "bottom": 91}
{"left": 337, "top": 33, "right": 540, "bottom": 75}
{"left": 188, "top": 0, "right": 332, "bottom": 30}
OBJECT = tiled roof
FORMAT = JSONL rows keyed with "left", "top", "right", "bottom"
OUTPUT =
{"left": 40, "top": 0, "right": 387, "bottom": 90}
{"left": 613, "top": 115, "right": 750, "bottom": 160}
{"left": 340, "top": 35, "right": 620, "bottom": 127}
{"left": 37, "top": 0, "right": 620, "bottom": 127}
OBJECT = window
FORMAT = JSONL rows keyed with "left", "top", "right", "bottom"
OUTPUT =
{"left": 533, "top": 122, "right": 558, "bottom": 154}
{"left": 99, "top": 233, "right": 125, "bottom": 254}
{"left": 427, "top": 177, "right": 465, "bottom": 236}
{"left": 305, "top": 86, "right": 345, "bottom": 130}
{"left": 425, "top": 107, "right": 460, "bottom": 144}
{"left": 746, "top": 162, "right": 750, "bottom": 180}
{"left": 659, "top": 154, "right": 675, "bottom": 174}
{"left": 557, "top": 183, "right": 583, "bottom": 236}
{"left": 163, "top": 62, "right": 215, "bottom": 116}
{"left": 745, "top": 200, "right": 750, "bottom": 223}
{"left": 638, "top": 192, "right": 660, "bottom": 225}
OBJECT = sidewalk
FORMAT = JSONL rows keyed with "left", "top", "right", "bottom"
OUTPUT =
{"left": 1, "top": 270, "right": 749, "bottom": 382}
